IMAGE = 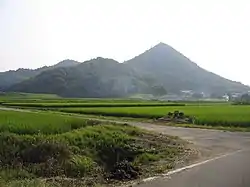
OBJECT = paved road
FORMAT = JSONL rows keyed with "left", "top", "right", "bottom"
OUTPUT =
{"left": 137, "top": 149, "right": 250, "bottom": 187}
{"left": 130, "top": 122, "right": 250, "bottom": 187}
{"left": 1, "top": 107, "right": 250, "bottom": 186}
{"left": 131, "top": 122, "right": 250, "bottom": 157}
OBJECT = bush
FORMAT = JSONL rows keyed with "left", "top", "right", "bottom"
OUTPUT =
{"left": 0, "top": 169, "right": 35, "bottom": 181}
{"left": 21, "top": 141, "right": 71, "bottom": 164}
{"left": 65, "top": 155, "right": 97, "bottom": 177}
{"left": 0, "top": 121, "right": 184, "bottom": 184}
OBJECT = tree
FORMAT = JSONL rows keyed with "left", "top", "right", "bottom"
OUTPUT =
{"left": 151, "top": 85, "right": 167, "bottom": 96}
{"left": 240, "top": 93, "right": 250, "bottom": 103}
{"left": 226, "top": 93, "right": 233, "bottom": 101}
{"left": 192, "top": 93, "right": 204, "bottom": 99}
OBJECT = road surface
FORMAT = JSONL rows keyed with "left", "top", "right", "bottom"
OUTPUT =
{"left": 137, "top": 149, "right": 250, "bottom": 187}
{"left": 123, "top": 123, "right": 249, "bottom": 187}
{"left": 128, "top": 122, "right": 250, "bottom": 187}
{"left": 1, "top": 107, "right": 250, "bottom": 187}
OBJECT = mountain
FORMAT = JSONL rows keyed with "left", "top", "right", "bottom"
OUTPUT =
{"left": 0, "top": 60, "right": 79, "bottom": 90}
{"left": 4, "top": 43, "right": 249, "bottom": 97}
{"left": 125, "top": 43, "right": 249, "bottom": 95}
{"left": 8, "top": 58, "right": 163, "bottom": 97}
{"left": 52, "top": 59, "right": 79, "bottom": 68}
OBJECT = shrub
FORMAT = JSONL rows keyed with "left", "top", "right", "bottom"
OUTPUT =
{"left": 21, "top": 141, "right": 71, "bottom": 164}
{"left": 0, "top": 169, "right": 35, "bottom": 181}
{"left": 0, "top": 119, "right": 184, "bottom": 184}
{"left": 65, "top": 155, "right": 97, "bottom": 177}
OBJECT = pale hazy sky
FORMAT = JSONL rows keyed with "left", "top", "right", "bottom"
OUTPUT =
{"left": 0, "top": 0, "right": 250, "bottom": 85}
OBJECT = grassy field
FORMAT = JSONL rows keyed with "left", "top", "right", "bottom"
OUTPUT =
{"left": 0, "top": 110, "right": 186, "bottom": 186}
{"left": 58, "top": 105, "right": 250, "bottom": 128}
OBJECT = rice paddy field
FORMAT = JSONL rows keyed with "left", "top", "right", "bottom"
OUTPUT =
{"left": 58, "top": 105, "right": 250, "bottom": 128}
{"left": 1, "top": 102, "right": 185, "bottom": 108}
{"left": 1, "top": 93, "right": 249, "bottom": 128}
{"left": 1, "top": 93, "right": 250, "bottom": 185}
{"left": 0, "top": 110, "right": 100, "bottom": 135}
{"left": 0, "top": 93, "right": 164, "bottom": 103}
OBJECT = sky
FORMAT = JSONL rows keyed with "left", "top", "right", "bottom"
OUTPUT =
{"left": 0, "top": 0, "right": 250, "bottom": 85}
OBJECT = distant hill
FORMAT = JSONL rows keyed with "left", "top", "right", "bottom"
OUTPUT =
{"left": 52, "top": 59, "right": 79, "bottom": 68}
{"left": 8, "top": 58, "right": 164, "bottom": 97}
{"left": 4, "top": 43, "right": 249, "bottom": 97}
{"left": 125, "top": 43, "right": 249, "bottom": 95}
{"left": 0, "top": 60, "right": 79, "bottom": 90}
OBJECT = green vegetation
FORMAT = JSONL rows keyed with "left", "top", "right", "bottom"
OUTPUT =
{"left": 58, "top": 105, "right": 250, "bottom": 128}
{"left": 7, "top": 58, "right": 168, "bottom": 98}
{"left": 0, "top": 92, "right": 59, "bottom": 100}
{"left": 0, "top": 60, "right": 79, "bottom": 90}
{"left": 0, "top": 110, "right": 100, "bottom": 135}
{"left": 1, "top": 102, "right": 185, "bottom": 108}
{"left": 233, "top": 93, "right": 250, "bottom": 105}
{"left": 0, "top": 97, "right": 166, "bottom": 104}
{"left": 0, "top": 110, "right": 186, "bottom": 186}
{"left": 1, "top": 95, "right": 248, "bottom": 130}
{"left": 0, "top": 95, "right": 156, "bottom": 106}
{"left": 1, "top": 98, "right": 152, "bottom": 103}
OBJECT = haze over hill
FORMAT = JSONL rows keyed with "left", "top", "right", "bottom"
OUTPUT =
{"left": 2, "top": 43, "right": 249, "bottom": 97}
{"left": 126, "top": 43, "right": 249, "bottom": 95}
{"left": 1, "top": 1, "right": 250, "bottom": 86}
{"left": 0, "top": 60, "right": 79, "bottom": 90}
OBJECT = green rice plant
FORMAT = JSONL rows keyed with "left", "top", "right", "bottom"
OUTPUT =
{"left": 0, "top": 110, "right": 101, "bottom": 135}
{"left": 0, "top": 97, "right": 164, "bottom": 104}
{"left": 59, "top": 105, "right": 250, "bottom": 127}
{"left": 2, "top": 102, "right": 185, "bottom": 108}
